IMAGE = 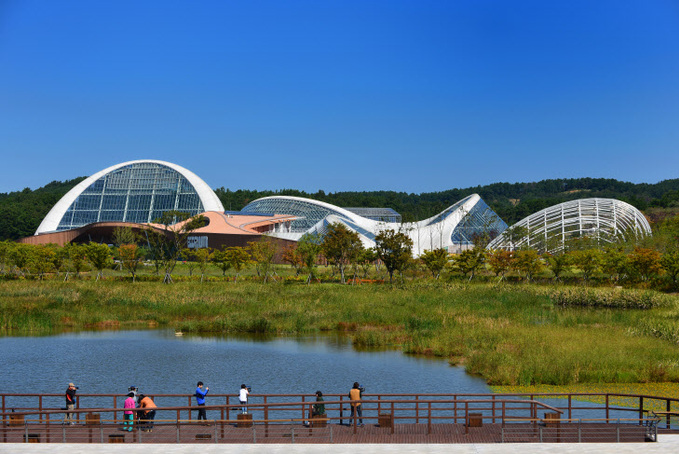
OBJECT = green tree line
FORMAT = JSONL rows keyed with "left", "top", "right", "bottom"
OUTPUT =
{"left": 4, "top": 176, "right": 679, "bottom": 241}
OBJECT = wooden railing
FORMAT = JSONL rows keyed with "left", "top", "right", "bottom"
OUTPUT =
{"left": 1, "top": 392, "right": 676, "bottom": 430}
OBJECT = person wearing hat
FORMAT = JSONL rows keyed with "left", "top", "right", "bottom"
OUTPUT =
{"left": 64, "top": 383, "right": 77, "bottom": 424}
{"left": 128, "top": 385, "right": 139, "bottom": 405}
{"left": 123, "top": 392, "right": 136, "bottom": 431}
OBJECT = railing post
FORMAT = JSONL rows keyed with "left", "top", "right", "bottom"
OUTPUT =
{"left": 492, "top": 395, "right": 496, "bottom": 423}
{"left": 291, "top": 427, "right": 294, "bottom": 444}
{"left": 391, "top": 402, "right": 395, "bottom": 435}
{"left": 639, "top": 396, "right": 644, "bottom": 422}
{"left": 264, "top": 396, "right": 268, "bottom": 438}
{"left": 415, "top": 395, "right": 419, "bottom": 424}
{"left": 39, "top": 396, "right": 43, "bottom": 422}
{"left": 301, "top": 395, "right": 305, "bottom": 421}
{"left": 464, "top": 401, "right": 469, "bottom": 435}
{"left": 340, "top": 395, "right": 344, "bottom": 425}
{"left": 616, "top": 419, "right": 620, "bottom": 443}
{"left": 214, "top": 420, "right": 218, "bottom": 443}
{"left": 453, "top": 395, "right": 458, "bottom": 424}
{"left": 176, "top": 420, "right": 180, "bottom": 443}
{"left": 578, "top": 419, "right": 581, "bottom": 443}
{"left": 188, "top": 395, "right": 192, "bottom": 421}
{"left": 667, "top": 399, "right": 672, "bottom": 429}
{"left": 252, "top": 425, "right": 256, "bottom": 443}
{"left": 427, "top": 402, "right": 431, "bottom": 435}
{"left": 605, "top": 394, "right": 610, "bottom": 421}
{"left": 539, "top": 425, "right": 542, "bottom": 442}
{"left": 113, "top": 396, "right": 117, "bottom": 423}
{"left": 568, "top": 395, "right": 572, "bottom": 421}
{"left": 62, "top": 424, "right": 66, "bottom": 443}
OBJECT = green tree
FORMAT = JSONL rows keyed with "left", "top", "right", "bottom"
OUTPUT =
{"left": 192, "top": 247, "right": 212, "bottom": 282}
{"left": 248, "top": 237, "right": 278, "bottom": 283}
{"left": 321, "top": 223, "right": 362, "bottom": 284}
{"left": 112, "top": 226, "right": 137, "bottom": 247}
{"left": 226, "top": 246, "right": 251, "bottom": 281}
{"left": 281, "top": 243, "right": 303, "bottom": 275}
{"left": 0, "top": 240, "right": 12, "bottom": 273}
{"left": 628, "top": 247, "right": 662, "bottom": 282}
{"left": 8, "top": 243, "right": 33, "bottom": 276}
{"left": 66, "top": 243, "right": 89, "bottom": 278}
{"left": 86, "top": 242, "right": 113, "bottom": 281}
{"left": 297, "top": 232, "right": 323, "bottom": 284}
{"left": 487, "top": 249, "right": 513, "bottom": 281}
{"left": 28, "top": 244, "right": 55, "bottom": 279}
{"left": 119, "top": 243, "right": 145, "bottom": 282}
{"left": 420, "top": 248, "right": 449, "bottom": 279}
{"left": 513, "top": 249, "right": 543, "bottom": 282}
{"left": 545, "top": 252, "right": 570, "bottom": 282}
{"left": 180, "top": 248, "right": 198, "bottom": 276}
{"left": 600, "top": 247, "right": 629, "bottom": 284}
{"left": 357, "top": 247, "right": 378, "bottom": 278}
{"left": 145, "top": 211, "right": 206, "bottom": 284}
{"left": 452, "top": 247, "right": 486, "bottom": 281}
{"left": 661, "top": 251, "right": 679, "bottom": 287}
{"left": 374, "top": 228, "right": 414, "bottom": 284}
{"left": 210, "top": 248, "right": 231, "bottom": 276}
{"left": 569, "top": 249, "right": 602, "bottom": 283}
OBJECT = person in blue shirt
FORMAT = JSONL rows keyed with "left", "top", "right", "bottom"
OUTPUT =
{"left": 195, "top": 381, "right": 209, "bottom": 421}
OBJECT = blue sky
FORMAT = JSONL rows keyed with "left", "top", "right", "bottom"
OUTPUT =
{"left": 1, "top": 0, "right": 678, "bottom": 194}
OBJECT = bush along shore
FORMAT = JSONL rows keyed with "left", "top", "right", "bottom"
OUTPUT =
{"left": 2, "top": 279, "right": 679, "bottom": 386}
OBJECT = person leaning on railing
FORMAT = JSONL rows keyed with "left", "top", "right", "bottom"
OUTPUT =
{"left": 123, "top": 392, "right": 135, "bottom": 431}
{"left": 312, "top": 390, "right": 325, "bottom": 417}
{"left": 349, "top": 382, "right": 364, "bottom": 426}
{"left": 64, "top": 382, "right": 77, "bottom": 425}
{"left": 138, "top": 394, "right": 157, "bottom": 432}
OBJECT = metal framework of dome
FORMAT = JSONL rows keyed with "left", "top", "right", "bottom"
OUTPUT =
{"left": 35, "top": 160, "right": 224, "bottom": 234}
{"left": 486, "top": 198, "right": 651, "bottom": 254}
{"left": 241, "top": 194, "right": 507, "bottom": 256}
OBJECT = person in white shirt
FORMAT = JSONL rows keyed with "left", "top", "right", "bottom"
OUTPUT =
{"left": 239, "top": 384, "right": 250, "bottom": 414}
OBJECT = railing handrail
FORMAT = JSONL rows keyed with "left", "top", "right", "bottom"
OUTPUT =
{"left": 0, "top": 397, "right": 561, "bottom": 418}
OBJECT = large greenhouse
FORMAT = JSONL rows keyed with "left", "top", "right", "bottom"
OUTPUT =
{"left": 486, "top": 198, "right": 652, "bottom": 254}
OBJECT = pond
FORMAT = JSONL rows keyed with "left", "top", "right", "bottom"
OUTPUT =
{"left": 1, "top": 329, "right": 489, "bottom": 397}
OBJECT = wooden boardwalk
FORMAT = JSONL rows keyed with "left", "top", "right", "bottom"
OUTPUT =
{"left": 3, "top": 421, "right": 670, "bottom": 444}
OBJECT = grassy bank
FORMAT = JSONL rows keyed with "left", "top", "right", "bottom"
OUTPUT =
{"left": 2, "top": 279, "right": 679, "bottom": 386}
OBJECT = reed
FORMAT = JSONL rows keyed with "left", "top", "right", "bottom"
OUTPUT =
{"left": 2, "top": 280, "right": 679, "bottom": 386}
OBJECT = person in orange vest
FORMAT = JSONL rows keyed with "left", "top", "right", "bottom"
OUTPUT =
{"left": 349, "top": 382, "right": 364, "bottom": 426}
{"left": 138, "top": 394, "right": 157, "bottom": 432}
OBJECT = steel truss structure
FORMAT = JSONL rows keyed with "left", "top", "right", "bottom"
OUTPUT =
{"left": 486, "top": 198, "right": 652, "bottom": 254}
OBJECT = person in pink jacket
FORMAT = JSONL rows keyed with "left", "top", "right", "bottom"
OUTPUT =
{"left": 123, "top": 392, "right": 136, "bottom": 431}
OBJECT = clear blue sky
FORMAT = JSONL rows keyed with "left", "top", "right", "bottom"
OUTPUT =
{"left": 1, "top": 0, "right": 678, "bottom": 194}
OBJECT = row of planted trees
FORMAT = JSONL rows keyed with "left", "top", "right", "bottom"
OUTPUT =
{"left": 3, "top": 209, "right": 679, "bottom": 289}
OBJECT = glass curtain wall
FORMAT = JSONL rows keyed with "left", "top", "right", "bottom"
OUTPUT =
{"left": 56, "top": 162, "right": 204, "bottom": 231}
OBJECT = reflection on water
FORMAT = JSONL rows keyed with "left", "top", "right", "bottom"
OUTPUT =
{"left": 0, "top": 330, "right": 490, "bottom": 396}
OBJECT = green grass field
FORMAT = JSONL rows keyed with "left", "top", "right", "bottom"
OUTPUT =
{"left": 2, "top": 276, "right": 679, "bottom": 387}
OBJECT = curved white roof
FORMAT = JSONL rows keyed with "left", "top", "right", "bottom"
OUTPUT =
{"left": 242, "top": 193, "right": 506, "bottom": 256}
{"left": 36, "top": 160, "right": 224, "bottom": 234}
{"left": 486, "top": 197, "right": 651, "bottom": 253}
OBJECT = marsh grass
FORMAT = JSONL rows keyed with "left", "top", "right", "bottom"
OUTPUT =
{"left": 2, "top": 280, "right": 679, "bottom": 386}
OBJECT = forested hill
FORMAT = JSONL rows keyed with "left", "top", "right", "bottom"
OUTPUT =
{"left": 0, "top": 178, "right": 86, "bottom": 240}
{"left": 2, "top": 177, "right": 679, "bottom": 241}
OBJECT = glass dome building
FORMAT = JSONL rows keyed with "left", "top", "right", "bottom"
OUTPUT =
{"left": 486, "top": 198, "right": 652, "bottom": 254}
{"left": 241, "top": 194, "right": 507, "bottom": 256}
{"left": 35, "top": 160, "right": 224, "bottom": 234}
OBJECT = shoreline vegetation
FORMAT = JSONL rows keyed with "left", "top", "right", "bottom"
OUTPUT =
{"left": 3, "top": 278, "right": 679, "bottom": 393}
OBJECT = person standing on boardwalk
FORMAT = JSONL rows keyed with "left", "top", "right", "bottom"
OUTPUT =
{"left": 239, "top": 384, "right": 249, "bottom": 414}
{"left": 64, "top": 383, "right": 77, "bottom": 424}
{"left": 312, "top": 390, "right": 325, "bottom": 417}
{"left": 138, "top": 394, "right": 157, "bottom": 432}
{"left": 123, "top": 392, "right": 135, "bottom": 431}
{"left": 349, "top": 382, "right": 364, "bottom": 426}
{"left": 195, "top": 381, "right": 209, "bottom": 421}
